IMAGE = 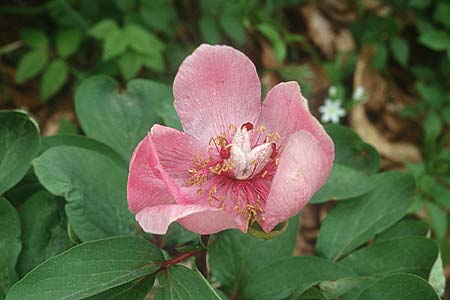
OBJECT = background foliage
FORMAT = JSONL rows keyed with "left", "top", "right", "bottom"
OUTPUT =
{"left": 0, "top": 0, "right": 449, "bottom": 299}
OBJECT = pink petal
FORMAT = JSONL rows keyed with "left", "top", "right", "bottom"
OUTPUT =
{"left": 136, "top": 204, "right": 243, "bottom": 234}
{"left": 178, "top": 209, "right": 247, "bottom": 234}
{"left": 148, "top": 124, "right": 207, "bottom": 204}
{"left": 174, "top": 44, "right": 261, "bottom": 145}
{"left": 259, "top": 81, "right": 334, "bottom": 163}
{"left": 127, "top": 137, "right": 173, "bottom": 213}
{"left": 260, "top": 131, "right": 333, "bottom": 232}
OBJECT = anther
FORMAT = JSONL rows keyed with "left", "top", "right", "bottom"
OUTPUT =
{"left": 220, "top": 147, "right": 231, "bottom": 159}
{"left": 241, "top": 122, "right": 254, "bottom": 131}
{"left": 270, "top": 143, "right": 278, "bottom": 159}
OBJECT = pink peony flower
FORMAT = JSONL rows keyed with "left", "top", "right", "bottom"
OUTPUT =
{"left": 127, "top": 44, "right": 334, "bottom": 235}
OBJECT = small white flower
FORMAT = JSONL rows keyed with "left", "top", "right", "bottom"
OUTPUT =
{"left": 319, "top": 99, "right": 346, "bottom": 124}
{"left": 352, "top": 86, "right": 365, "bottom": 100}
{"left": 328, "top": 86, "right": 338, "bottom": 98}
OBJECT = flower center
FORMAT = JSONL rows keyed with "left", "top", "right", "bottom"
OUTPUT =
{"left": 227, "top": 123, "right": 275, "bottom": 180}
{"left": 185, "top": 122, "right": 280, "bottom": 222}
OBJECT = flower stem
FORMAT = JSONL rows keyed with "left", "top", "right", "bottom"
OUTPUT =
{"left": 160, "top": 251, "right": 198, "bottom": 270}
{"left": 196, "top": 235, "right": 210, "bottom": 277}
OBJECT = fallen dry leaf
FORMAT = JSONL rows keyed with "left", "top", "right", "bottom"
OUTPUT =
{"left": 300, "top": 4, "right": 355, "bottom": 59}
{"left": 350, "top": 47, "right": 422, "bottom": 164}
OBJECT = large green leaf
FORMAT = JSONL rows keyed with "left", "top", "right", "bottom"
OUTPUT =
{"left": 241, "top": 256, "right": 355, "bottom": 300}
{"left": 17, "top": 191, "right": 73, "bottom": 276}
{"left": 0, "top": 200, "right": 21, "bottom": 299}
{"left": 156, "top": 266, "right": 221, "bottom": 300}
{"left": 339, "top": 237, "right": 438, "bottom": 279}
{"left": 357, "top": 274, "right": 439, "bottom": 300}
{"left": 6, "top": 236, "right": 163, "bottom": 300}
{"left": 325, "top": 124, "right": 380, "bottom": 174}
{"left": 0, "top": 110, "right": 40, "bottom": 195}
{"left": 33, "top": 146, "right": 136, "bottom": 241}
{"left": 84, "top": 275, "right": 155, "bottom": 300}
{"left": 316, "top": 171, "right": 415, "bottom": 261}
{"left": 209, "top": 216, "right": 299, "bottom": 295}
{"left": 375, "top": 219, "right": 429, "bottom": 242}
{"left": 75, "top": 75, "right": 172, "bottom": 161}
{"left": 310, "top": 164, "right": 374, "bottom": 204}
{"left": 40, "top": 135, "right": 126, "bottom": 168}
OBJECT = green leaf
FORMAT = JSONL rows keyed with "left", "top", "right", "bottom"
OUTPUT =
{"left": 241, "top": 256, "right": 355, "bottom": 300}
{"left": 15, "top": 48, "right": 48, "bottom": 83}
{"left": 115, "top": 0, "right": 135, "bottom": 11}
{"left": 141, "top": 52, "right": 165, "bottom": 73}
{"left": 75, "top": 75, "right": 171, "bottom": 161}
{"left": 209, "top": 216, "right": 298, "bottom": 295}
{"left": 219, "top": 16, "right": 246, "bottom": 45}
{"left": 17, "top": 191, "right": 73, "bottom": 276}
{"left": 6, "top": 236, "right": 163, "bottom": 300}
{"left": 310, "top": 164, "right": 374, "bottom": 204}
{"left": 0, "top": 110, "right": 40, "bottom": 195}
{"left": 429, "top": 253, "right": 445, "bottom": 296}
{"left": 390, "top": 36, "right": 409, "bottom": 67}
{"left": 57, "top": 118, "right": 78, "bottom": 135}
{"left": 157, "top": 100, "right": 182, "bottom": 130}
{"left": 83, "top": 275, "right": 155, "bottom": 300}
{"left": 200, "top": 16, "right": 221, "bottom": 44}
{"left": 0, "top": 200, "right": 21, "bottom": 299}
{"left": 419, "top": 175, "right": 450, "bottom": 210}
{"left": 316, "top": 171, "right": 415, "bottom": 261}
{"left": 339, "top": 237, "right": 438, "bottom": 279}
{"left": 103, "top": 29, "right": 128, "bottom": 60}
{"left": 164, "top": 223, "right": 198, "bottom": 248}
{"left": 424, "top": 111, "right": 442, "bottom": 142}
{"left": 33, "top": 146, "right": 136, "bottom": 241}
{"left": 40, "top": 135, "right": 126, "bottom": 168}
{"left": 89, "top": 20, "right": 119, "bottom": 40}
{"left": 419, "top": 30, "right": 450, "bottom": 51}
{"left": 416, "top": 82, "right": 444, "bottom": 108}
{"left": 357, "top": 274, "right": 439, "bottom": 300}
{"left": 324, "top": 237, "right": 438, "bottom": 299}
{"left": 41, "top": 59, "right": 69, "bottom": 101}
{"left": 434, "top": 2, "right": 450, "bottom": 28}
{"left": 56, "top": 29, "right": 83, "bottom": 58}
{"left": 156, "top": 266, "right": 221, "bottom": 300}
{"left": 325, "top": 124, "right": 380, "bottom": 174}
{"left": 375, "top": 219, "right": 429, "bottom": 242}
{"left": 256, "top": 23, "right": 287, "bottom": 62}
{"left": 372, "top": 43, "right": 387, "bottom": 70}
{"left": 118, "top": 50, "right": 143, "bottom": 80}
{"left": 298, "top": 287, "right": 328, "bottom": 300}
{"left": 4, "top": 171, "right": 42, "bottom": 207}
{"left": 140, "top": 1, "right": 176, "bottom": 35}
{"left": 124, "top": 24, "right": 164, "bottom": 56}
{"left": 20, "top": 29, "right": 48, "bottom": 49}
{"left": 425, "top": 202, "right": 448, "bottom": 241}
